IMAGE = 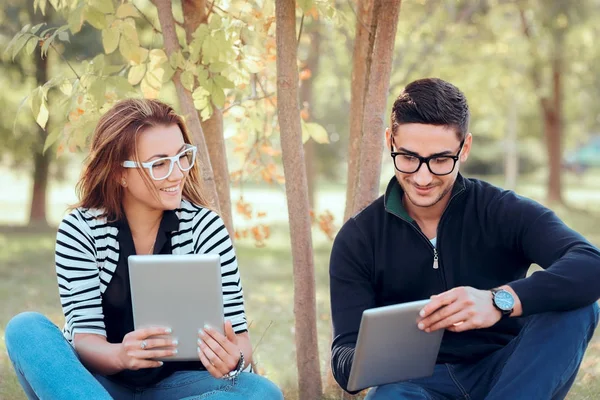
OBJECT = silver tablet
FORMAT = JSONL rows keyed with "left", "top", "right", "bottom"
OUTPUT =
{"left": 347, "top": 299, "right": 445, "bottom": 392}
{"left": 128, "top": 254, "right": 224, "bottom": 361}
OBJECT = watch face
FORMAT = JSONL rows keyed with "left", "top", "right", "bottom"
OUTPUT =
{"left": 494, "top": 290, "right": 515, "bottom": 311}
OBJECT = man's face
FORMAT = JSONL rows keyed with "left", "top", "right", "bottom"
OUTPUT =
{"left": 386, "top": 123, "right": 472, "bottom": 208}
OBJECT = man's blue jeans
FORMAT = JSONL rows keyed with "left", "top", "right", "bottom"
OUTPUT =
{"left": 5, "top": 312, "right": 284, "bottom": 400}
{"left": 365, "top": 303, "right": 599, "bottom": 400}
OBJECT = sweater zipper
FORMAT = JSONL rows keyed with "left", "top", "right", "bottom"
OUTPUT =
{"left": 387, "top": 186, "right": 466, "bottom": 287}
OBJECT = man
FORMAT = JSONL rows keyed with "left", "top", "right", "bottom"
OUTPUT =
{"left": 329, "top": 78, "right": 600, "bottom": 399}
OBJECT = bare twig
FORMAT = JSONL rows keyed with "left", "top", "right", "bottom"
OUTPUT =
{"left": 132, "top": 2, "right": 162, "bottom": 33}
{"left": 50, "top": 43, "right": 80, "bottom": 80}
{"left": 222, "top": 92, "right": 275, "bottom": 113}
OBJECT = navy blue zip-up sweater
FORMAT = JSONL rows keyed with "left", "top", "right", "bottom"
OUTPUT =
{"left": 330, "top": 174, "right": 600, "bottom": 393}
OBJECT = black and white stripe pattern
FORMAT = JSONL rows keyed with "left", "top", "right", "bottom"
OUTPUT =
{"left": 55, "top": 200, "right": 247, "bottom": 342}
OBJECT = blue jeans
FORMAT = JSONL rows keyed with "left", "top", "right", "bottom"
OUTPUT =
{"left": 365, "top": 303, "right": 599, "bottom": 400}
{"left": 5, "top": 312, "right": 284, "bottom": 400}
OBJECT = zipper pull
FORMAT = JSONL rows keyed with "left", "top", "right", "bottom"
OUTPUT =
{"left": 433, "top": 248, "right": 439, "bottom": 269}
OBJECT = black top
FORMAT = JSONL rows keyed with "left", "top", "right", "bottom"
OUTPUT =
{"left": 329, "top": 174, "right": 600, "bottom": 393}
{"left": 102, "top": 210, "right": 204, "bottom": 387}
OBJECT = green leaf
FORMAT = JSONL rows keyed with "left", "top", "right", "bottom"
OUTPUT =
{"left": 30, "top": 87, "right": 43, "bottom": 121}
{"left": 12, "top": 34, "right": 31, "bottom": 60}
{"left": 162, "top": 63, "right": 175, "bottom": 83}
{"left": 297, "top": 0, "right": 315, "bottom": 12}
{"left": 213, "top": 75, "right": 234, "bottom": 89}
{"left": 128, "top": 64, "right": 146, "bottom": 85}
{"left": 169, "top": 50, "right": 185, "bottom": 69}
{"left": 209, "top": 62, "right": 228, "bottom": 73}
{"left": 58, "top": 31, "right": 70, "bottom": 43}
{"left": 90, "top": 0, "right": 115, "bottom": 14}
{"left": 181, "top": 70, "right": 195, "bottom": 91}
{"left": 88, "top": 79, "right": 106, "bottom": 106}
{"left": 102, "top": 28, "right": 120, "bottom": 53}
{"left": 68, "top": 6, "right": 85, "bottom": 33}
{"left": 84, "top": 6, "right": 108, "bottom": 30}
{"left": 303, "top": 121, "right": 329, "bottom": 144}
{"left": 211, "top": 85, "right": 226, "bottom": 108}
{"left": 25, "top": 37, "right": 38, "bottom": 55}
{"left": 40, "top": 35, "right": 53, "bottom": 58}
{"left": 31, "top": 23, "right": 46, "bottom": 35}
{"left": 202, "top": 37, "right": 216, "bottom": 64}
{"left": 120, "top": 19, "right": 140, "bottom": 46}
{"left": 119, "top": 39, "right": 142, "bottom": 64}
{"left": 109, "top": 76, "right": 136, "bottom": 95}
{"left": 209, "top": 14, "right": 222, "bottom": 30}
{"left": 196, "top": 67, "right": 209, "bottom": 86}
{"left": 44, "top": 127, "right": 62, "bottom": 152}
{"left": 116, "top": 3, "right": 139, "bottom": 19}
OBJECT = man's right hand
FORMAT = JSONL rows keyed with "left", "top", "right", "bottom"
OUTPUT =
{"left": 118, "top": 327, "right": 178, "bottom": 370}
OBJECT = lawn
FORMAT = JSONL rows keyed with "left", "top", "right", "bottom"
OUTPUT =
{"left": 1, "top": 169, "right": 600, "bottom": 399}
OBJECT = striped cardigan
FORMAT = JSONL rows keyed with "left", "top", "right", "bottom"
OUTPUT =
{"left": 55, "top": 200, "right": 247, "bottom": 342}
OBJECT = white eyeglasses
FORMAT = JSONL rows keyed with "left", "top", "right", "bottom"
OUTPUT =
{"left": 122, "top": 144, "right": 197, "bottom": 181}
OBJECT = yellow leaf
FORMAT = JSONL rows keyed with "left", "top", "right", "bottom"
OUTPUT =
{"left": 128, "top": 64, "right": 146, "bottom": 85}
{"left": 304, "top": 122, "right": 330, "bottom": 144}
{"left": 120, "top": 19, "right": 140, "bottom": 47}
{"left": 141, "top": 76, "right": 159, "bottom": 99}
{"left": 116, "top": 3, "right": 139, "bottom": 19}
{"left": 102, "top": 28, "right": 120, "bottom": 54}
{"left": 146, "top": 67, "right": 164, "bottom": 89}
{"left": 36, "top": 100, "right": 49, "bottom": 129}
{"left": 149, "top": 49, "right": 167, "bottom": 66}
{"left": 120, "top": 39, "right": 142, "bottom": 64}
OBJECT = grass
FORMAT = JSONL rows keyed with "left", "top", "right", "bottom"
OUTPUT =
{"left": 1, "top": 168, "right": 600, "bottom": 399}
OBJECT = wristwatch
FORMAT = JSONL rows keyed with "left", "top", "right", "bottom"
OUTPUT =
{"left": 223, "top": 351, "right": 244, "bottom": 380}
{"left": 491, "top": 288, "right": 514, "bottom": 318}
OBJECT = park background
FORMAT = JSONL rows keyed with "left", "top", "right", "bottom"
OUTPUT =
{"left": 1, "top": 0, "right": 600, "bottom": 399}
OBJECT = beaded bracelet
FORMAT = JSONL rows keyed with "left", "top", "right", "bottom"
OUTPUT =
{"left": 223, "top": 351, "right": 244, "bottom": 380}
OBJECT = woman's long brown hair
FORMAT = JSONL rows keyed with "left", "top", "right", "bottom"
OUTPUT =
{"left": 73, "top": 98, "right": 210, "bottom": 221}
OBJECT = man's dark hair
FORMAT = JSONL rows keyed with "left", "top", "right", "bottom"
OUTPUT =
{"left": 391, "top": 78, "right": 470, "bottom": 140}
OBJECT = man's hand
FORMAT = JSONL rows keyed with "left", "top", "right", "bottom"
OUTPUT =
{"left": 417, "top": 286, "right": 502, "bottom": 333}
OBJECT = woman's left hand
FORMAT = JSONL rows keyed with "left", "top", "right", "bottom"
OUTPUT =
{"left": 197, "top": 320, "right": 241, "bottom": 378}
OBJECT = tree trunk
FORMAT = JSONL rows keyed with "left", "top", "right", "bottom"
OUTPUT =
{"left": 354, "top": 0, "right": 402, "bottom": 214}
{"left": 344, "top": 0, "right": 376, "bottom": 222}
{"left": 203, "top": 109, "right": 234, "bottom": 235}
{"left": 181, "top": 0, "right": 234, "bottom": 235}
{"left": 504, "top": 97, "right": 518, "bottom": 190}
{"left": 544, "top": 56, "right": 563, "bottom": 204}
{"left": 153, "top": 0, "right": 219, "bottom": 211}
{"left": 300, "top": 22, "right": 321, "bottom": 210}
{"left": 28, "top": 3, "right": 50, "bottom": 226}
{"left": 275, "top": 1, "right": 323, "bottom": 399}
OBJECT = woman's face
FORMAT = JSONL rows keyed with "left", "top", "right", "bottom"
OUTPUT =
{"left": 122, "top": 123, "right": 190, "bottom": 212}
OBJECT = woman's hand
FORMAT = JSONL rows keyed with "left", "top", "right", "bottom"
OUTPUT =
{"left": 117, "top": 327, "right": 177, "bottom": 370}
{"left": 197, "top": 320, "right": 241, "bottom": 378}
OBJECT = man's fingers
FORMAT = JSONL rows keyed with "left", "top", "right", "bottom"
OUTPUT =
{"left": 425, "top": 309, "right": 471, "bottom": 332}
{"left": 420, "top": 290, "right": 459, "bottom": 317}
{"left": 418, "top": 302, "right": 463, "bottom": 330}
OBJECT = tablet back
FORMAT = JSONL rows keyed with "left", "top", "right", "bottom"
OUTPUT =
{"left": 128, "top": 254, "right": 224, "bottom": 361}
{"left": 347, "top": 299, "right": 444, "bottom": 392}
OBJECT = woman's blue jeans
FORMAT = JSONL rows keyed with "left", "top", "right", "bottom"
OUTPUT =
{"left": 5, "top": 312, "right": 284, "bottom": 400}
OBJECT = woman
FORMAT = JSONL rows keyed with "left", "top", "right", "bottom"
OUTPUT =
{"left": 5, "top": 99, "right": 283, "bottom": 400}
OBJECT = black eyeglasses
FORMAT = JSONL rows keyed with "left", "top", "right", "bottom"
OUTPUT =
{"left": 390, "top": 139, "right": 465, "bottom": 176}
